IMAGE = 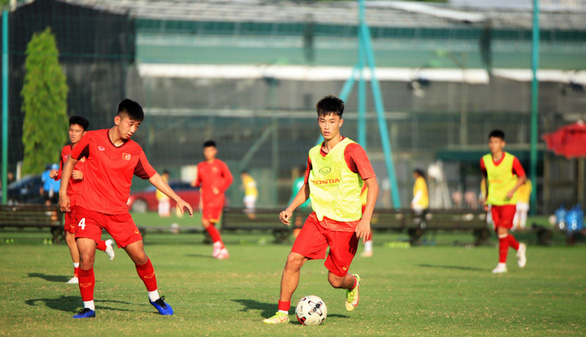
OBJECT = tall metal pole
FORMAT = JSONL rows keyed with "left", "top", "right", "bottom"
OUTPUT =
{"left": 530, "top": 0, "right": 539, "bottom": 214}
{"left": 357, "top": 1, "right": 367, "bottom": 149}
{"left": 360, "top": 14, "right": 402, "bottom": 208}
{"left": 2, "top": 10, "right": 8, "bottom": 204}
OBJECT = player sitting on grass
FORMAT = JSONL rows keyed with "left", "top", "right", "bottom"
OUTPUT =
{"left": 59, "top": 99, "right": 193, "bottom": 318}
{"left": 263, "top": 95, "right": 379, "bottom": 324}
{"left": 50, "top": 116, "right": 115, "bottom": 285}
{"left": 191, "top": 140, "right": 233, "bottom": 259}
{"left": 481, "top": 129, "right": 527, "bottom": 274}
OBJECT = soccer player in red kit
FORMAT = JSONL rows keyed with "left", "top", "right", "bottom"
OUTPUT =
{"left": 191, "top": 140, "right": 233, "bottom": 259}
{"left": 50, "top": 116, "right": 115, "bottom": 285}
{"left": 481, "top": 129, "right": 527, "bottom": 274}
{"left": 59, "top": 99, "right": 193, "bottom": 318}
{"left": 264, "top": 95, "right": 379, "bottom": 324}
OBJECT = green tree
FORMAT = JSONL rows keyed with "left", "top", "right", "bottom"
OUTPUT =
{"left": 21, "top": 27, "right": 69, "bottom": 175}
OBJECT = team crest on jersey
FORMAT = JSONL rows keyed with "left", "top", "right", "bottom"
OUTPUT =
{"left": 80, "top": 157, "right": 86, "bottom": 162}
{"left": 122, "top": 153, "right": 131, "bottom": 160}
{"left": 98, "top": 146, "right": 105, "bottom": 151}
{"left": 319, "top": 167, "right": 332, "bottom": 175}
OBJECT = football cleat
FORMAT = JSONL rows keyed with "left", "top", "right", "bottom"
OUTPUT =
{"left": 104, "top": 239, "right": 115, "bottom": 261}
{"left": 149, "top": 296, "right": 173, "bottom": 315}
{"left": 73, "top": 308, "right": 95, "bottom": 319}
{"left": 66, "top": 276, "right": 79, "bottom": 284}
{"left": 361, "top": 250, "right": 373, "bottom": 257}
{"left": 517, "top": 243, "right": 527, "bottom": 268}
{"left": 492, "top": 263, "right": 508, "bottom": 274}
{"left": 216, "top": 248, "right": 229, "bottom": 260}
{"left": 262, "top": 311, "right": 289, "bottom": 324}
{"left": 212, "top": 242, "right": 223, "bottom": 258}
{"left": 345, "top": 274, "right": 361, "bottom": 311}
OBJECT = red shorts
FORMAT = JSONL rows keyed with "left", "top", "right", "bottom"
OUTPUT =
{"left": 202, "top": 205, "right": 223, "bottom": 223}
{"left": 491, "top": 204, "right": 517, "bottom": 230}
{"left": 292, "top": 212, "right": 359, "bottom": 277}
{"left": 64, "top": 206, "right": 78, "bottom": 234}
{"left": 75, "top": 206, "right": 142, "bottom": 248}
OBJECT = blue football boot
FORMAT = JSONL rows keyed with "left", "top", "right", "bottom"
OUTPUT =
{"left": 149, "top": 296, "right": 173, "bottom": 315}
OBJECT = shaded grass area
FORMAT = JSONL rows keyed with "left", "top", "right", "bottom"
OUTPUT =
{"left": 0, "top": 228, "right": 585, "bottom": 336}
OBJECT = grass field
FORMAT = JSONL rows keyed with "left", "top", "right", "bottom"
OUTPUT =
{"left": 0, "top": 215, "right": 585, "bottom": 336}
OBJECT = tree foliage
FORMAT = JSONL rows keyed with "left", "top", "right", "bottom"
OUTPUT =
{"left": 21, "top": 27, "right": 69, "bottom": 175}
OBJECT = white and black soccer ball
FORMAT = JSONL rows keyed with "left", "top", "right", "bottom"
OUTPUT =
{"left": 295, "top": 295, "right": 327, "bottom": 326}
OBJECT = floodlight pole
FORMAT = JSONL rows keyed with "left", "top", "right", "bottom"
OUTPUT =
{"left": 1, "top": 10, "right": 8, "bottom": 204}
{"left": 529, "top": 0, "right": 539, "bottom": 214}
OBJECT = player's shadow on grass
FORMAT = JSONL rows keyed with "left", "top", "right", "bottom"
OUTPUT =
{"left": 25, "top": 295, "right": 131, "bottom": 313}
{"left": 233, "top": 299, "right": 349, "bottom": 320}
{"left": 233, "top": 299, "right": 276, "bottom": 318}
{"left": 27, "top": 272, "right": 70, "bottom": 283}
{"left": 418, "top": 264, "right": 485, "bottom": 271}
{"left": 186, "top": 254, "right": 215, "bottom": 259}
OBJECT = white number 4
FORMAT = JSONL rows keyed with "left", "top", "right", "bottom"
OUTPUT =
{"left": 78, "top": 218, "right": 86, "bottom": 230}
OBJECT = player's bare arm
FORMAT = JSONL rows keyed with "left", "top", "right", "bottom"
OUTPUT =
{"left": 279, "top": 183, "right": 310, "bottom": 225}
{"left": 149, "top": 173, "right": 194, "bottom": 216}
{"left": 506, "top": 174, "right": 526, "bottom": 200}
{"left": 356, "top": 177, "right": 379, "bottom": 241}
{"left": 59, "top": 156, "right": 79, "bottom": 212}
{"left": 481, "top": 175, "right": 489, "bottom": 211}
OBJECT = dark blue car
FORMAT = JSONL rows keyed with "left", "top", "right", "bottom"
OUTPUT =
{"left": 1, "top": 175, "right": 44, "bottom": 205}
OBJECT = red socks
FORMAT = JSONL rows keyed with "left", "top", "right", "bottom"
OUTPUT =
{"left": 96, "top": 240, "right": 106, "bottom": 252}
{"left": 278, "top": 301, "right": 290, "bottom": 312}
{"left": 78, "top": 268, "right": 95, "bottom": 301}
{"left": 498, "top": 235, "right": 509, "bottom": 263}
{"left": 349, "top": 275, "right": 358, "bottom": 291}
{"left": 206, "top": 224, "right": 223, "bottom": 244}
{"left": 136, "top": 258, "right": 158, "bottom": 292}
{"left": 508, "top": 234, "right": 520, "bottom": 250}
{"left": 74, "top": 266, "right": 80, "bottom": 278}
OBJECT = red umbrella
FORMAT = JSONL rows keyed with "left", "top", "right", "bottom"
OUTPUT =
{"left": 543, "top": 121, "right": 586, "bottom": 158}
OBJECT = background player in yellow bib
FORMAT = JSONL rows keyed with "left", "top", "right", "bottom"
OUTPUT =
{"left": 240, "top": 170, "right": 258, "bottom": 219}
{"left": 481, "top": 129, "right": 527, "bottom": 274}
{"left": 263, "top": 95, "right": 379, "bottom": 324}
{"left": 514, "top": 179, "right": 532, "bottom": 230}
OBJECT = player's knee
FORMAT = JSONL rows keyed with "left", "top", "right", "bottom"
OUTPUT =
{"left": 131, "top": 253, "right": 148, "bottom": 266}
{"left": 327, "top": 273, "right": 344, "bottom": 288}
{"left": 285, "top": 253, "right": 304, "bottom": 271}
{"left": 79, "top": 254, "right": 95, "bottom": 268}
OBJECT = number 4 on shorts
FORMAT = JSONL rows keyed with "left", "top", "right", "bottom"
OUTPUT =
{"left": 78, "top": 218, "right": 86, "bottom": 230}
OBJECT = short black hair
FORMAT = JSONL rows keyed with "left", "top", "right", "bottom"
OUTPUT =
{"left": 488, "top": 129, "right": 505, "bottom": 140}
{"left": 241, "top": 170, "right": 248, "bottom": 174}
{"left": 413, "top": 168, "right": 426, "bottom": 179}
{"left": 69, "top": 115, "right": 89, "bottom": 131}
{"left": 117, "top": 98, "right": 144, "bottom": 122}
{"left": 203, "top": 140, "right": 216, "bottom": 148}
{"left": 316, "top": 95, "right": 344, "bottom": 117}
{"left": 162, "top": 170, "right": 170, "bottom": 175}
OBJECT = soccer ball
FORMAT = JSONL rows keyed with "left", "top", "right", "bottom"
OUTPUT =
{"left": 295, "top": 295, "right": 327, "bottom": 326}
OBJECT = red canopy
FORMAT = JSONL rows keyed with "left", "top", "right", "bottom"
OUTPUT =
{"left": 543, "top": 121, "right": 586, "bottom": 158}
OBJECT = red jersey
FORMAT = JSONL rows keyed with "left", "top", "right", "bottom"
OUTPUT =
{"left": 55, "top": 144, "right": 87, "bottom": 206}
{"left": 71, "top": 129, "right": 156, "bottom": 214}
{"left": 480, "top": 153, "right": 526, "bottom": 177}
{"left": 304, "top": 140, "right": 376, "bottom": 231}
{"left": 194, "top": 159, "right": 233, "bottom": 207}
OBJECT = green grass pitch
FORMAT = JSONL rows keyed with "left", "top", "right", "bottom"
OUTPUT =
{"left": 0, "top": 219, "right": 584, "bottom": 336}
